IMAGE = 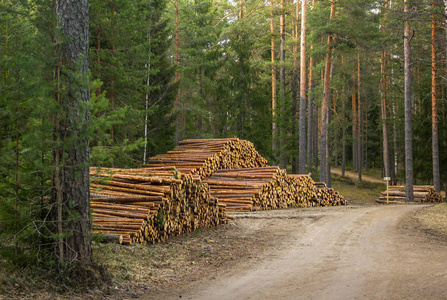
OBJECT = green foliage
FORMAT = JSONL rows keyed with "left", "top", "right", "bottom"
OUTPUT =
{"left": 90, "top": 0, "right": 177, "bottom": 167}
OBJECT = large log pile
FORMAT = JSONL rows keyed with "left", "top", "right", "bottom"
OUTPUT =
{"left": 204, "top": 168, "right": 347, "bottom": 211}
{"left": 90, "top": 167, "right": 228, "bottom": 245}
{"left": 377, "top": 185, "right": 443, "bottom": 204}
{"left": 144, "top": 138, "right": 268, "bottom": 178}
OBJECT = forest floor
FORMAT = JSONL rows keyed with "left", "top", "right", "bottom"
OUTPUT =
{"left": 1, "top": 176, "right": 446, "bottom": 299}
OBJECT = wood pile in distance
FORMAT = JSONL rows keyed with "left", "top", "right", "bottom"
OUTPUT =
{"left": 144, "top": 138, "right": 268, "bottom": 178}
{"left": 204, "top": 167, "right": 347, "bottom": 211}
{"left": 90, "top": 167, "right": 228, "bottom": 245}
{"left": 313, "top": 182, "right": 348, "bottom": 206}
{"left": 377, "top": 185, "right": 443, "bottom": 204}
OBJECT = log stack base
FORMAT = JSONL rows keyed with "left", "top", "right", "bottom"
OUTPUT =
{"left": 90, "top": 167, "right": 227, "bottom": 245}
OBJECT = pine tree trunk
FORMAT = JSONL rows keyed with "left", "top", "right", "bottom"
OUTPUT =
{"left": 174, "top": 0, "right": 180, "bottom": 143}
{"left": 404, "top": 0, "right": 413, "bottom": 202}
{"left": 279, "top": 0, "right": 286, "bottom": 169}
{"left": 143, "top": 29, "right": 151, "bottom": 165}
{"left": 298, "top": 0, "right": 307, "bottom": 174}
{"left": 432, "top": 2, "right": 441, "bottom": 193}
{"left": 307, "top": 49, "right": 314, "bottom": 168}
{"left": 342, "top": 87, "right": 346, "bottom": 177}
{"left": 357, "top": 52, "right": 362, "bottom": 183}
{"left": 54, "top": 0, "right": 91, "bottom": 263}
{"left": 380, "top": 0, "right": 391, "bottom": 185}
{"left": 320, "top": 0, "right": 336, "bottom": 184}
{"left": 351, "top": 70, "right": 357, "bottom": 172}
{"left": 291, "top": 5, "right": 299, "bottom": 174}
{"left": 271, "top": 0, "right": 278, "bottom": 166}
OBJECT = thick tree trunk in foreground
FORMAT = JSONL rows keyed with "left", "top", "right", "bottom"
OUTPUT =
{"left": 404, "top": 0, "right": 413, "bottom": 202}
{"left": 53, "top": 0, "right": 91, "bottom": 263}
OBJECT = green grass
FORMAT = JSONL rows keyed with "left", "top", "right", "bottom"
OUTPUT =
{"left": 331, "top": 174, "right": 385, "bottom": 206}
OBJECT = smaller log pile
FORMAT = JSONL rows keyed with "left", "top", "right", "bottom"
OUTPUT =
{"left": 313, "top": 182, "right": 348, "bottom": 206}
{"left": 377, "top": 185, "right": 443, "bottom": 204}
{"left": 90, "top": 167, "right": 228, "bottom": 245}
{"left": 204, "top": 168, "right": 347, "bottom": 211}
{"left": 144, "top": 138, "right": 268, "bottom": 178}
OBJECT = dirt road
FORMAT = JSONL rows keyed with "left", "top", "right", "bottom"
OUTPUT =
{"left": 331, "top": 168, "right": 383, "bottom": 184}
{"left": 143, "top": 205, "right": 447, "bottom": 300}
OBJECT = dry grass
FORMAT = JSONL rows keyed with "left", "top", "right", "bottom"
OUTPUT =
{"left": 331, "top": 174, "right": 385, "bottom": 206}
{"left": 413, "top": 203, "right": 447, "bottom": 241}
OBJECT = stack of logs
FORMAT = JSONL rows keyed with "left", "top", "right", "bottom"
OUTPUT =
{"left": 89, "top": 138, "right": 348, "bottom": 245}
{"left": 377, "top": 185, "right": 443, "bottom": 204}
{"left": 204, "top": 167, "right": 347, "bottom": 211}
{"left": 144, "top": 138, "right": 268, "bottom": 178}
{"left": 312, "top": 182, "right": 348, "bottom": 206}
{"left": 90, "top": 167, "right": 228, "bottom": 245}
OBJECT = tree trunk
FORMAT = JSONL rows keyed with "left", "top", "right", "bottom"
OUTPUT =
{"left": 432, "top": 1, "right": 441, "bottom": 193}
{"left": 298, "top": 0, "right": 307, "bottom": 174}
{"left": 342, "top": 87, "right": 346, "bottom": 177}
{"left": 291, "top": 3, "right": 299, "bottom": 174}
{"left": 174, "top": 0, "right": 180, "bottom": 143}
{"left": 271, "top": 0, "right": 278, "bottom": 166}
{"left": 307, "top": 51, "right": 314, "bottom": 169}
{"left": 320, "top": 0, "right": 336, "bottom": 184}
{"left": 351, "top": 69, "right": 357, "bottom": 172}
{"left": 307, "top": 0, "right": 315, "bottom": 170}
{"left": 279, "top": 0, "right": 286, "bottom": 169}
{"left": 54, "top": 0, "right": 91, "bottom": 263}
{"left": 380, "top": 0, "right": 391, "bottom": 185}
{"left": 404, "top": 0, "right": 413, "bottom": 202}
{"left": 143, "top": 29, "right": 152, "bottom": 165}
{"left": 357, "top": 51, "right": 362, "bottom": 183}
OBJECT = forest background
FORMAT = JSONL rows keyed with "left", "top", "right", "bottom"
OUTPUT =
{"left": 1, "top": 0, "right": 446, "bottom": 279}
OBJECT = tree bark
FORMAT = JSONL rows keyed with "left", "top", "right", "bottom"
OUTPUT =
{"left": 54, "top": 0, "right": 91, "bottom": 263}
{"left": 404, "top": 0, "right": 413, "bottom": 202}
{"left": 279, "top": 0, "right": 286, "bottom": 169}
{"left": 351, "top": 69, "right": 357, "bottom": 172}
{"left": 143, "top": 29, "right": 152, "bottom": 165}
{"left": 174, "top": 0, "right": 180, "bottom": 143}
{"left": 306, "top": 0, "right": 315, "bottom": 170}
{"left": 320, "top": 0, "right": 336, "bottom": 184}
{"left": 432, "top": 1, "right": 440, "bottom": 193}
{"left": 357, "top": 51, "right": 362, "bottom": 183}
{"left": 291, "top": 2, "right": 299, "bottom": 174}
{"left": 380, "top": 0, "right": 391, "bottom": 185}
{"left": 271, "top": 0, "right": 278, "bottom": 166}
{"left": 298, "top": 0, "right": 307, "bottom": 174}
{"left": 342, "top": 86, "right": 346, "bottom": 177}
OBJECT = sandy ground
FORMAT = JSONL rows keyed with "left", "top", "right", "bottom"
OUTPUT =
{"left": 142, "top": 205, "right": 447, "bottom": 300}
